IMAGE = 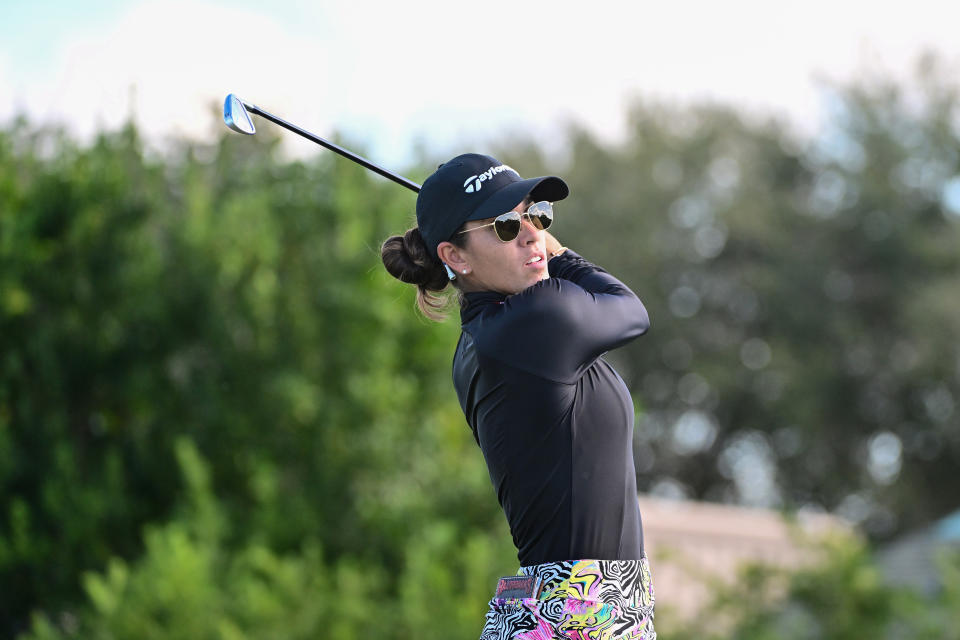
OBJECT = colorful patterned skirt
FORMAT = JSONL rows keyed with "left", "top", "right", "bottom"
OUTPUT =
{"left": 479, "top": 556, "right": 656, "bottom": 640}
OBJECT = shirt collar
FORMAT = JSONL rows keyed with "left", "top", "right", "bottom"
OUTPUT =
{"left": 460, "top": 290, "right": 507, "bottom": 324}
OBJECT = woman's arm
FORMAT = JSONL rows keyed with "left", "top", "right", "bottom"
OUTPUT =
{"left": 491, "top": 243, "right": 649, "bottom": 381}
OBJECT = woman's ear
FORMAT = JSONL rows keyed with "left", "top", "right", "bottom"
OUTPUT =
{"left": 437, "top": 241, "right": 469, "bottom": 273}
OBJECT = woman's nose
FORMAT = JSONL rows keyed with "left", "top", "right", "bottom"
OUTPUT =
{"left": 518, "top": 217, "right": 540, "bottom": 243}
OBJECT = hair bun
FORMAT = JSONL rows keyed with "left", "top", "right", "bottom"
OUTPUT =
{"left": 381, "top": 228, "right": 448, "bottom": 290}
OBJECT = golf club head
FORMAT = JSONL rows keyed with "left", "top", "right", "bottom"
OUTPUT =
{"left": 223, "top": 94, "right": 256, "bottom": 135}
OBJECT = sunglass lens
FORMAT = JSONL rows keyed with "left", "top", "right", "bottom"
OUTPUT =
{"left": 527, "top": 202, "right": 553, "bottom": 230}
{"left": 489, "top": 204, "right": 553, "bottom": 241}
{"left": 494, "top": 213, "right": 522, "bottom": 241}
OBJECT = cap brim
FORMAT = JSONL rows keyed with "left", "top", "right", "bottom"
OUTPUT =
{"left": 465, "top": 176, "right": 569, "bottom": 222}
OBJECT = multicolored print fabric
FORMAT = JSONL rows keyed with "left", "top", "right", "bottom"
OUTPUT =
{"left": 479, "top": 557, "right": 656, "bottom": 640}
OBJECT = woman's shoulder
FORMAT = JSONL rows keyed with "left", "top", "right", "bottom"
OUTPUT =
{"left": 471, "top": 280, "right": 577, "bottom": 344}
{"left": 504, "top": 277, "right": 582, "bottom": 319}
{"left": 464, "top": 282, "right": 589, "bottom": 383}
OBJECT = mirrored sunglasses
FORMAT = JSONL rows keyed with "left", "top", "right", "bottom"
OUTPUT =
{"left": 458, "top": 201, "right": 554, "bottom": 242}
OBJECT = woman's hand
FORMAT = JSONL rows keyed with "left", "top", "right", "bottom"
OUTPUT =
{"left": 544, "top": 231, "right": 567, "bottom": 258}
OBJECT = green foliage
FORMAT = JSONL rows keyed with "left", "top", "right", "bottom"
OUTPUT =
{"left": 20, "top": 438, "right": 512, "bottom": 640}
{"left": 497, "top": 56, "right": 960, "bottom": 535}
{"left": 0, "top": 115, "right": 509, "bottom": 637}
{"left": 2, "top": 55, "right": 960, "bottom": 639}
{"left": 661, "top": 535, "right": 960, "bottom": 640}
{"left": 20, "top": 438, "right": 382, "bottom": 640}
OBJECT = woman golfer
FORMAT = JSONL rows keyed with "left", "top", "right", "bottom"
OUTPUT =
{"left": 382, "top": 154, "right": 655, "bottom": 640}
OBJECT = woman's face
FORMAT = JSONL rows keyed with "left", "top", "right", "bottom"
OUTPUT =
{"left": 443, "top": 198, "right": 550, "bottom": 295}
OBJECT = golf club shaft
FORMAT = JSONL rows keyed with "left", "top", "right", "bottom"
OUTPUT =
{"left": 244, "top": 101, "right": 421, "bottom": 193}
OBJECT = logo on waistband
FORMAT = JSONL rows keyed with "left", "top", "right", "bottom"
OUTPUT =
{"left": 495, "top": 575, "right": 539, "bottom": 599}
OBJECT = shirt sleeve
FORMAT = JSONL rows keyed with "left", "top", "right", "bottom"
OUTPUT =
{"left": 479, "top": 250, "right": 650, "bottom": 383}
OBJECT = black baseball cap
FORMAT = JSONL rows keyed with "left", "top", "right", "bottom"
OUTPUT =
{"left": 416, "top": 153, "right": 569, "bottom": 257}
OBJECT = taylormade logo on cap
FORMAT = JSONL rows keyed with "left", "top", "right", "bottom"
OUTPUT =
{"left": 462, "top": 164, "right": 517, "bottom": 193}
{"left": 415, "top": 152, "right": 569, "bottom": 255}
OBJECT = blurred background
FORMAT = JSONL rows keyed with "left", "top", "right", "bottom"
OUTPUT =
{"left": 2, "top": 2, "right": 959, "bottom": 638}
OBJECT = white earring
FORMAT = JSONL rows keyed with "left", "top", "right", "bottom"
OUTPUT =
{"left": 443, "top": 263, "right": 457, "bottom": 281}
{"left": 462, "top": 269, "right": 468, "bottom": 274}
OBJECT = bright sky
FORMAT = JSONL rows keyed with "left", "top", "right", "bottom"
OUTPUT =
{"left": 2, "top": 0, "right": 958, "bottom": 168}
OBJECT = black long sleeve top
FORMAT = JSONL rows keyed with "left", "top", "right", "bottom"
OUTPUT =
{"left": 452, "top": 250, "right": 650, "bottom": 566}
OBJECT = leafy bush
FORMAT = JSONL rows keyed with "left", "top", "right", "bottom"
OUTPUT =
{"left": 660, "top": 534, "right": 960, "bottom": 640}
{"left": 22, "top": 438, "right": 515, "bottom": 640}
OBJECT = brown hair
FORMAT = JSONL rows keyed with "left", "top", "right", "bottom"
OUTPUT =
{"left": 380, "top": 226, "right": 468, "bottom": 321}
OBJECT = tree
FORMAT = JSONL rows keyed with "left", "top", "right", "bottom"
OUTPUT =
{"left": 498, "top": 56, "right": 960, "bottom": 539}
{"left": 660, "top": 533, "right": 960, "bottom": 640}
{"left": 0, "top": 116, "right": 508, "bottom": 637}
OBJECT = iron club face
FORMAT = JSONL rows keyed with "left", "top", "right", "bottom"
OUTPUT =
{"left": 223, "top": 94, "right": 256, "bottom": 135}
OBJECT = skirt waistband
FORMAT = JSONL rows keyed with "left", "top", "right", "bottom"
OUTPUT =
{"left": 512, "top": 557, "right": 654, "bottom": 610}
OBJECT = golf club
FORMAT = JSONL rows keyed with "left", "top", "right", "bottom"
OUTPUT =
{"left": 223, "top": 94, "right": 421, "bottom": 193}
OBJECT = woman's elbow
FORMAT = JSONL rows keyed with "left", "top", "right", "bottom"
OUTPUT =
{"left": 629, "top": 298, "right": 651, "bottom": 336}
{"left": 636, "top": 307, "right": 651, "bottom": 335}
